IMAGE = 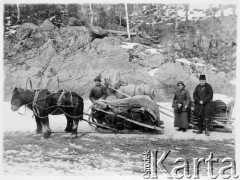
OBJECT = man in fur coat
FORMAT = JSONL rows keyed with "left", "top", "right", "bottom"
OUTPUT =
{"left": 89, "top": 75, "right": 107, "bottom": 103}
{"left": 193, "top": 75, "right": 214, "bottom": 136}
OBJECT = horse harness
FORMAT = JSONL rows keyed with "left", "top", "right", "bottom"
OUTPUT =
{"left": 32, "top": 90, "right": 75, "bottom": 118}
{"left": 56, "top": 90, "right": 75, "bottom": 107}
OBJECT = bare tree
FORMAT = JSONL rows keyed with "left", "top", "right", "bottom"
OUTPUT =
{"left": 175, "top": 4, "right": 178, "bottom": 36}
{"left": 17, "top": 3, "right": 20, "bottom": 22}
{"left": 210, "top": 4, "right": 214, "bottom": 17}
{"left": 184, "top": 4, "right": 189, "bottom": 21}
{"left": 159, "top": 4, "right": 163, "bottom": 20}
{"left": 220, "top": 4, "right": 224, "bottom": 17}
{"left": 119, "top": 11, "right": 122, "bottom": 27}
{"left": 76, "top": 4, "right": 82, "bottom": 19}
{"left": 89, "top": 3, "right": 93, "bottom": 25}
{"left": 232, "top": 5, "right": 236, "bottom": 16}
{"left": 81, "top": 3, "right": 86, "bottom": 18}
{"left": 125, "top": 3, "right": 131, "bottom": 40}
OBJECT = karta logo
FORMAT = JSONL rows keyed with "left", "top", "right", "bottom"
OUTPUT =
{"left": 143, "top": 150, "right": 239, "bottom": 179}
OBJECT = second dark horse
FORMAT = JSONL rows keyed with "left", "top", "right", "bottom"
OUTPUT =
{"left": 11, "top": 87, "right": 84, "bottom": 138}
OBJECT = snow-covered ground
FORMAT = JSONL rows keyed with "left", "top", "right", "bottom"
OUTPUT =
{"left": 120, "top": 42, "right": 164, "bottom": 55}
{"left": 120, "top": 43, "right": 140, "bottom": 49}
{"left": 3, "top": 99, "right": 235, "bottom": 141}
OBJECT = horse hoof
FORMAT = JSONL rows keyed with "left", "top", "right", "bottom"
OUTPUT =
{"left": 43, "top": 133, "right": 50, "bottom": 138}
{"left": 35, "top": 130, "right": 42, "bottom": 134}
{"left": 65, "top": 128, "right": 72, "bottom": 133}
{"left": 43, "top": 131, "right": 52, "bottom": 138}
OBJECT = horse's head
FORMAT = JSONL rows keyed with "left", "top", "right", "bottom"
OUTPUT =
{"left": 104, "top": 78, "right": 114, "bottom": 96}
{"left": 104, "top": 78, "right": 122, "bottom": 90}
{"left": 113, "top": 79, "right": 128, "bottom": 89}
{"left": 11, "top": 87, "right": 26, "bottom": 111}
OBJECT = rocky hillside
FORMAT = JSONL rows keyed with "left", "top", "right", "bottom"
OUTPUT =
{"left": 4, "top": 16, "right": 236, "bottom": 101}
{"left": 162, "top": 16, "right": 236, "bottom": 74}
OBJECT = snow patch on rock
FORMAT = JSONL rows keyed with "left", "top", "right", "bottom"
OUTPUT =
{"left": 148, "top": 68, "right": 159, "bottom": 77}
{"left": 176, "top": 58, "right": 217, "bottom": 70}
{"left": 120, "top": 43, "right": 139, "bottom": 49}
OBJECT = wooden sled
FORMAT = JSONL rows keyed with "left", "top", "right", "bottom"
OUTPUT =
{"left": 87, "top": 95, "right": 164, "bottom": 134}
{"left": 189, "top": 96, "right": 234, "bottom": 133}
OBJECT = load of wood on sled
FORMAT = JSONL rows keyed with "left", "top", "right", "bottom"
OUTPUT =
{"left": 91, "top": 95, "right": 164, "bottom": 132}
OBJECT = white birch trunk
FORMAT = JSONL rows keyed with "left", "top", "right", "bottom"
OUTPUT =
{"left": 175, "top": 4, "right": 178, "bottom": 36}
{"left": 17, "top": 4, "right": 20, "bottom": 21}
{"left": 89, "top": 3, "right": 93, "bottom": 26}
{"left": 125, "top": 3, "right": 131, "bottom": 40}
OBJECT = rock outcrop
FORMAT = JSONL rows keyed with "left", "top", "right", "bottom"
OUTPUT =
{"left": 4, "top": 19, "right": 236, "bottom": 101}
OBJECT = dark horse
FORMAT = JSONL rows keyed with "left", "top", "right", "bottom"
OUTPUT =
{"left": 11, "top": 87, "right": 84, "bottom": 138}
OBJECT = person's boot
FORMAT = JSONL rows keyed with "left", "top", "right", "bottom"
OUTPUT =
{"left": 205, "top": 118, "right": 210, "bottom": 136}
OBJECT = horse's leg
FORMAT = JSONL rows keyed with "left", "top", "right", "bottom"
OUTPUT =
{"left": 35, "top": 116, "right": 42, "bottom": 134}
{"left": 41, "top": 117, "right": 52, "bottom": 138}
{"left": 64, "top": 115, "right": 73, "bottom": 133}
{"left": 69, "top": 95, "right": 84, "bottom": 138}
{"left": 71, "top": 118, "right": 79, "bottom": 138}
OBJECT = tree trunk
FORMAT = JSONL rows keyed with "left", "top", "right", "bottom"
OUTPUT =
{"left": 89, "top": 3, "right": 93, "bottom": 26}
{"left": 210, "top": 4, "right": 214, "bottom": 17}
{"left": 119, "top": 11, "right": 121, "bottom": 26}
{"left": 175, "top": 4, "right": 178, "bottom": 36}
{"left": 125, "top": 3, "right": 131, "bottom": 40}
{"left": 220, "top": 5, "right": 224, "bottom": 17}
{"left": 136, "top": 4, "right": 139, "bottom": 37}
{"left": 17, "top": 4, "right": 20, "bottom": 22}
{"left": 159, "top": 4, "right": 163, "bottom": 20}
{"left": 81, "top": 4, "right": 85, "bottom": 18}
{"left": 185, "top": 4, "right": 189, "bottom": 21}
{"left": 63, "top": 4, "right": 69, "bottom": 26}
{"left": 233, "top": 5, "right": 236, "bottom": 16}
{"left": 76, "top": 4, "right": 82, "bottom": 19}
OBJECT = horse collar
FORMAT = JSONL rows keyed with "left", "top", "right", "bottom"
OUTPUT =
{"left": 33, "top": 90, "right": 40, "bottom": 104}
{"left": 57, "top": 90, "right": 65, "bottom": 106}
